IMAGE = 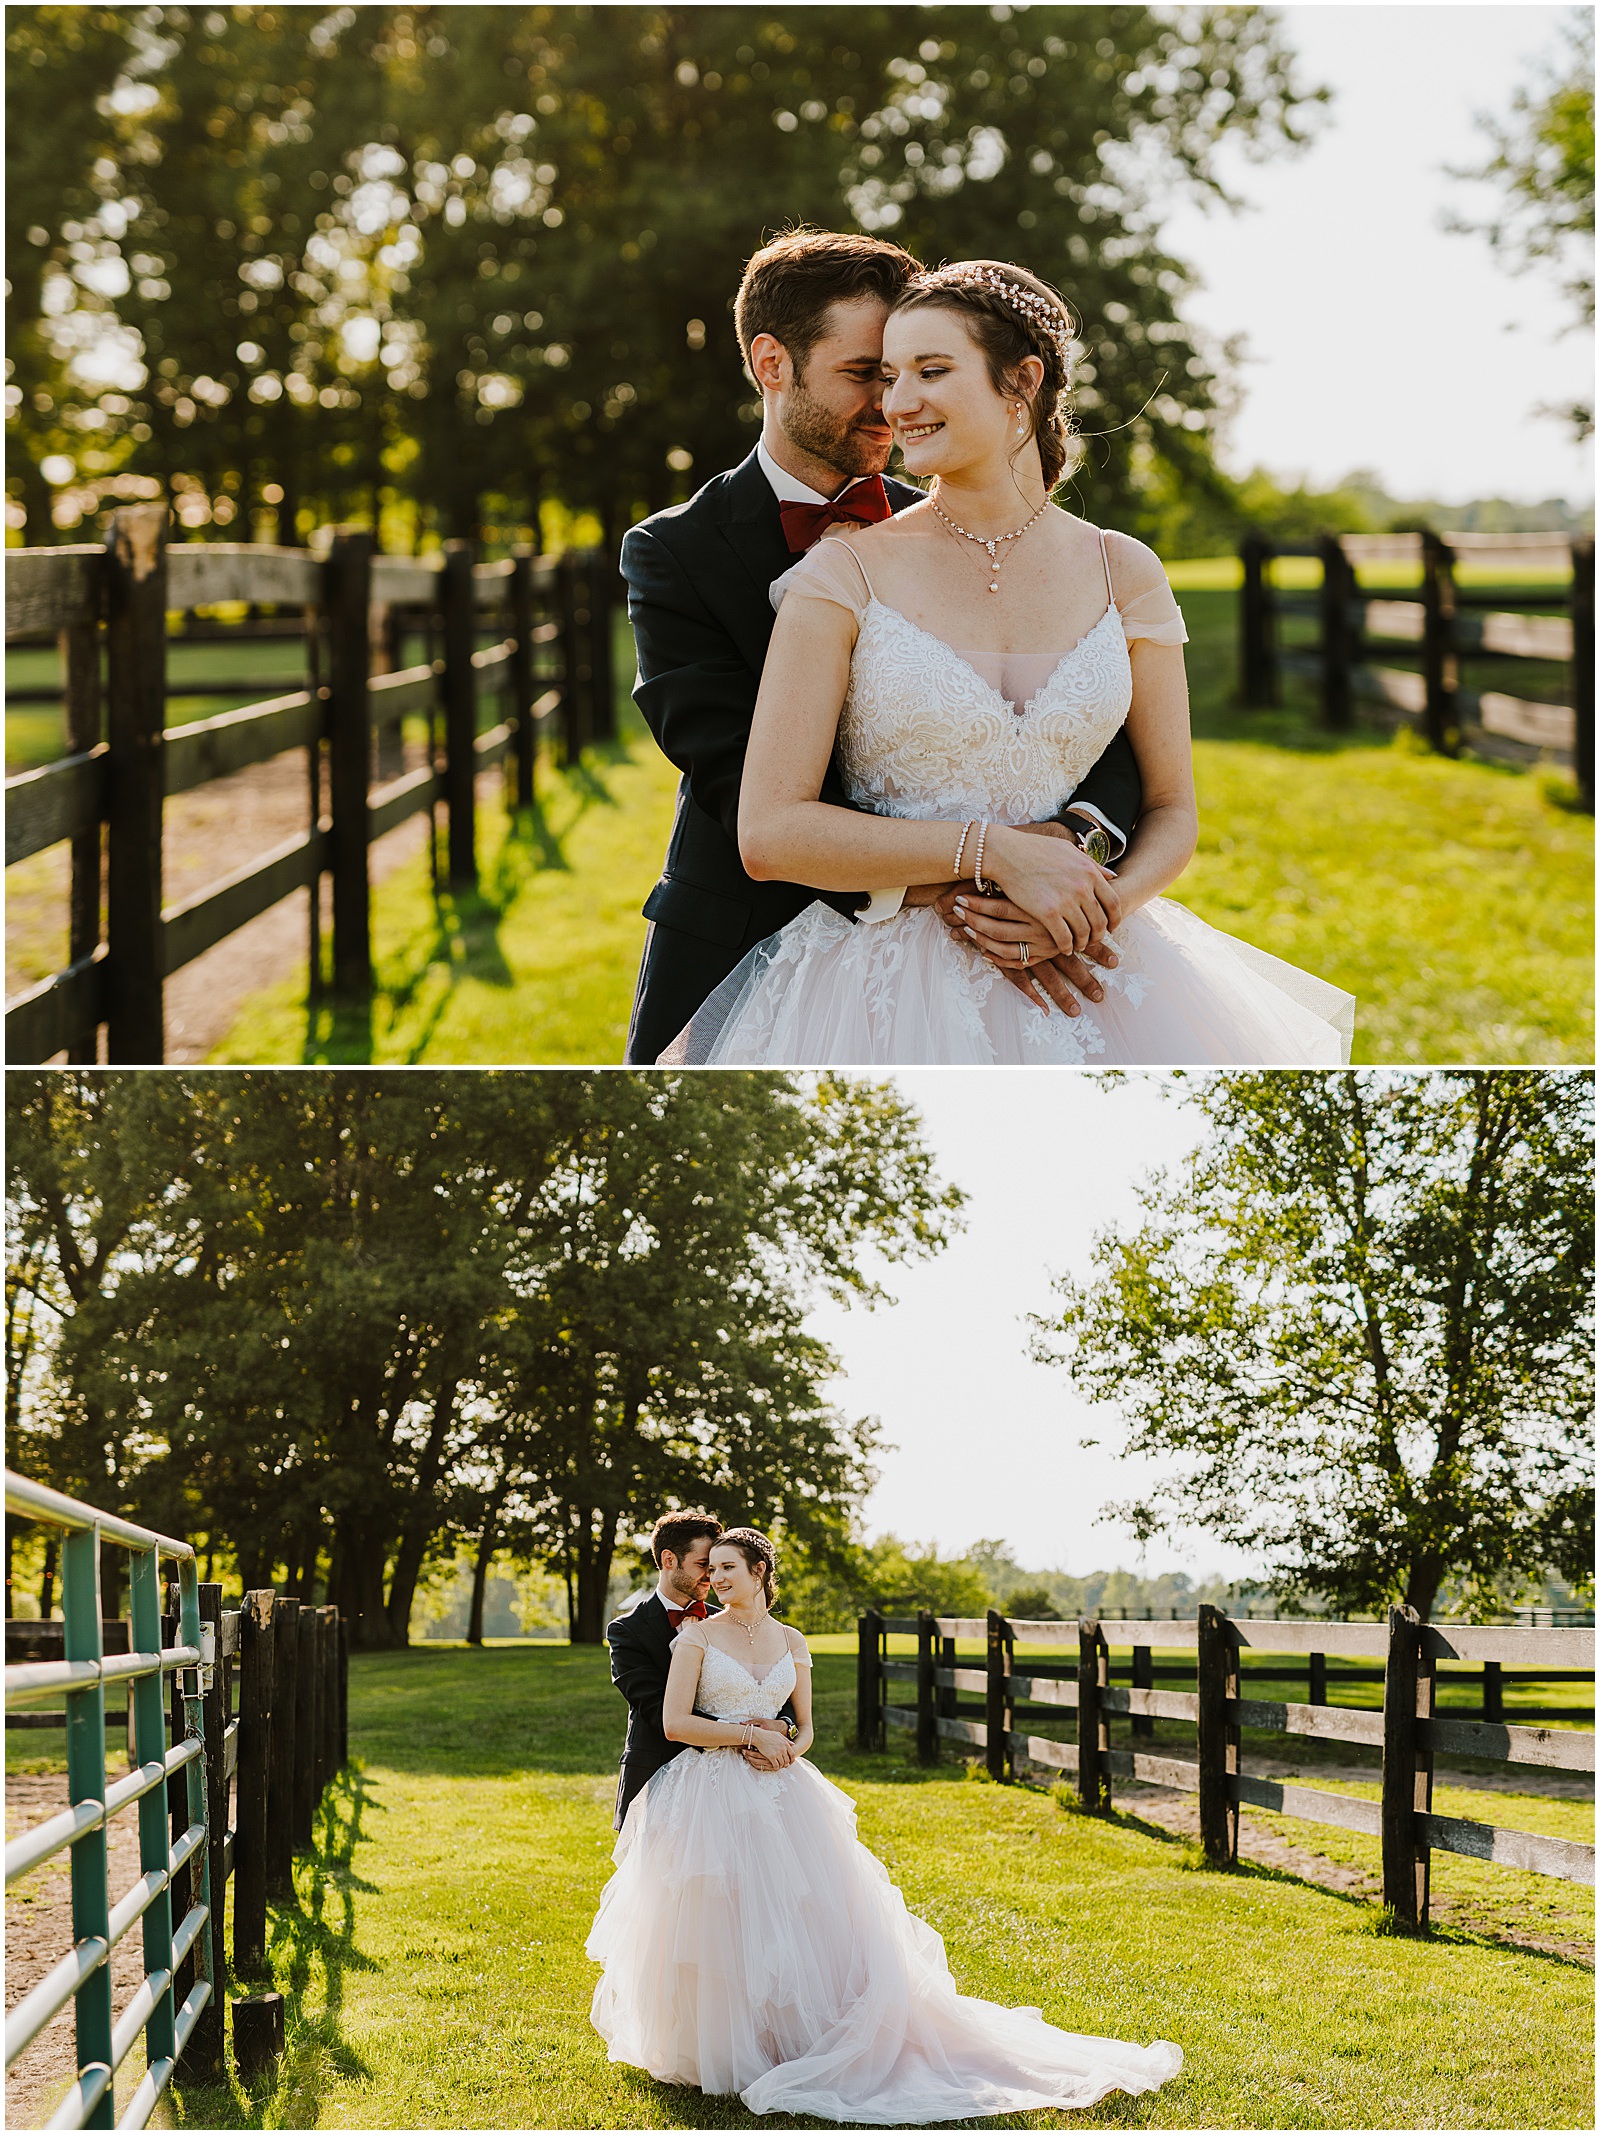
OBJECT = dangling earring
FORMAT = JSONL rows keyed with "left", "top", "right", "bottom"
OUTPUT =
{"left": 1014, "top": 403, "right": 1026, "bottom": 436}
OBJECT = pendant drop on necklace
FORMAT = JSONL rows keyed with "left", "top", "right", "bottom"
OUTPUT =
{"left": 989, "top": 581, "right": 1000, "bottom": 593}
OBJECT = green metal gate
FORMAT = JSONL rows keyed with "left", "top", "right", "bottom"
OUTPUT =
{"left": 5, "top": 1472, "right": 214, "bottom": 2129}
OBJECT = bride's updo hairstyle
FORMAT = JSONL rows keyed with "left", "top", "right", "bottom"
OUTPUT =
{"left": 891, "top": 261, "right": 1078, "bottom": 489}
{"left": 718, "top": 1526, "right": 778, "bottom": 1607}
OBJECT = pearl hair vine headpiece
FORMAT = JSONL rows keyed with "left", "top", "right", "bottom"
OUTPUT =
{"left": 918, "top": 264, "right": 1073, "bottom": 373}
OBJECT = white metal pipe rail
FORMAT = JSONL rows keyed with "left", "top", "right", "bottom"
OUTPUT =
{"left": 4, "top": 1472, "right": 214, "bottom": 2130}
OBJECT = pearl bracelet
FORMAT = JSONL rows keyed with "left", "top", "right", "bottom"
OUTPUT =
{"left": 953, "top": 820, "right": 975, "bottom": 878}
{"left": 972, "top": 821, "right": 994, "bottom": 895}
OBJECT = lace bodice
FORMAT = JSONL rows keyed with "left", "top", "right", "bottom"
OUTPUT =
{"left": 681, "top": 1637, "right": 799, "bottom": 1721}
{"left": 838, "top": 597, "right": 1131, "bottom": 824}
{"left": 771, "top": 527, "right": 1186, "bottom": 827}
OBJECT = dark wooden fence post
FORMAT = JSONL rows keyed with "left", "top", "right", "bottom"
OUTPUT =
{"left": 1482, "top": 1659, "right": 1502, "bottom": 1723}
{"left": 1077, "top": 1619, "right": 1109, "bottom": 1812}
{"left": 1131, "top": 1641, "right": 1154, "bottom": 1739}
{"left": 1420, "top": 531, "right": 1460, "bottom": 755}
{"left": 325, "top": 527, "right": 373, "bottom": 996}
{"left": 338, "top": 1612, "right": 349, "bottom": 1767}
{"left": 915, "top": 1609, "right": 937, "bottom": 1765}
{"left": 268, "top": 1595, "right": 298, "bottom": 1893}
{"left": 587, "top": 551, "right": 616, "bottom": 744}
{"left": 441, "top": 542, "right": 477, "bottom": 887}
{"left": 509, "top": 549, "right": 537, "bottom": 810}
{"left": 234, "top": 1589, "right": 274, "bottom": 1970}
{"left": 1381, "top": 1604, "right": 1434, "bottom": 1930}
{"left": 319, "top": 1606, "right": 339, "bottom": 1789}
{"left": 103, "top": 502, "right": 169, "bottom": 1063}
{"left": 1309, "top": 1650, "right": 1327, "bottom": 1706}
{"left": 1571, "top": 534, "right": 1594, "bottom": 813}
{"left": 984, "top": 1609, "right": 1008, "bottom": 1781}
{"left": 1238, "top": 533, "right": 1278, "bottom": 707}
{"left": 1318, "top": 533, "right": 1355, "bottom": 730}
{"left": 293, "top": 1605, "right": 317, "bottom": 1848}
{"left": 191, "top": 1581, "right": 226, "bottom": 2076}
{"left": 1196, "top": 1603, "right": 1239, "bottom": 1868}
{"left": 558, "top": 550, "right": 590, "bottom": 760}
{"left": 62, "top": 607, "right": 104, "bottom": 1061}
{"left": 939, "top": 1630, "right": 956, "bottom": 1727}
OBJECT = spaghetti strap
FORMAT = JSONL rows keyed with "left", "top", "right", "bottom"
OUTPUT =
{"left": 1098, "top": 527, "right": 1116, "bottom": 607}
{"left": 827, "top": 536, "right": 876, "bottom": 603}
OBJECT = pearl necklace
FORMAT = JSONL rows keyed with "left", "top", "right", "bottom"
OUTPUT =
{"left": 726, "top": 1604, "right": 768, "bottom": 1646}
{"left": 929, "top": 487, "right": 1051, "bottom": 592}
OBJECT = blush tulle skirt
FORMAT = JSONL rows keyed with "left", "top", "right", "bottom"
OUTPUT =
{"left": 660, "top": 897, "right": 1354, "bottom": 1066}
{"left": 586, "top": 1746, "right": 1182, "bottom": 2124}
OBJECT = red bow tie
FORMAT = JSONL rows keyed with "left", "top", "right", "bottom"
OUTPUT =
{"left": 778, "top": 476, "right": 892, "bottom": 554}
{"left": 666, "top": 1600, "right": 707, "bottom": 1624}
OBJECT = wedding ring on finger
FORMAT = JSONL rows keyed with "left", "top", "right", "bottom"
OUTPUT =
{"left": 1018, "top": 942, "right": 1030, "bottom": 968}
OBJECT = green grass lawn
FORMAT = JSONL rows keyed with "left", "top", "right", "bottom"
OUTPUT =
{"left": 51, "top": 1640, "right": 1574, "bottom": 2132}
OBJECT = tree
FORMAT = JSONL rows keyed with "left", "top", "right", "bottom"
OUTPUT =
{"left": 1030, "top": 1071, "right": 1593, "bottom": 1623}
{"left": 7, "top": 5, "right": 1324, "bottom": 544}
{"left": 6, "top": 1068, "right": 962, "bottom": 1647}
{"left": 1448, "top": 9, "right": 1595, "bottom": 438}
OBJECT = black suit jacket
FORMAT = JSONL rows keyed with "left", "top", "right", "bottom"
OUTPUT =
{"left": 606, "top": 1593, "right": 795, "bottom": 1831}
{"left": 621, "top": 448, "right": 1142, "bottom": 1064}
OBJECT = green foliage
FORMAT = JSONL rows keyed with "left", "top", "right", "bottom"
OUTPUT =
{"left": 5, "top": 4, "right": 1324, "bottom": 541}
{"left": 1032, "top": 1071, "right": 1595, "bottom": 1623}
{"left": 780, "top": 1530, "right": 995, "bottom": 1631}
{"left": 5, "top": 1070, "right": 962, "bottom": 1646}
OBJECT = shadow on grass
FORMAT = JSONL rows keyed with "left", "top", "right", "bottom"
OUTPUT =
{"left": 290, "top": 743, "right": 641, "bottom": 1063}
{"left": 170, "top": 1766, "right": 381, "bottom": 2128}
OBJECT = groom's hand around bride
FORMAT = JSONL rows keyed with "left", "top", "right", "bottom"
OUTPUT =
{"left": 934, "top": 826, "right": 1121, "bottom": 1015}
{"left": 743, "top": 1717, "right": 799, "bottom": 1771}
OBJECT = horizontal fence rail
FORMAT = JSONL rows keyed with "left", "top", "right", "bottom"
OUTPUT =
{"left": 1238, "top": 528, "right": 1594, "bottom": 811}
{"left": 857, "top": 1604, "right": 1595, "bottom": 1932}
{"left": 6, "top": 1474, "right": 349, "bottom": 2121}
{"left": 5, "top": 507, "right": 617, "bottom": 1063}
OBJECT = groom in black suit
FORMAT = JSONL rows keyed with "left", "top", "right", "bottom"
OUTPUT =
{"left": 607, "top": 1509, "right": 796, "bottom": 1831}
{"left": 621, "top": 227, "right": 1142, "bottom": 1065}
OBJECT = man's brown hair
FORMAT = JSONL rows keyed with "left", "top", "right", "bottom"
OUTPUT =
{"left": 650, "top": 1508, "right": 722, "bottom": 1567}
{"left": 734, "top": 227, "right": 918, "bottom": 380}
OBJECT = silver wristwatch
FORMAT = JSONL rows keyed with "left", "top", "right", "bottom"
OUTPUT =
{"left": 1067, "top": 818, "right": 1112, "bottom": 866}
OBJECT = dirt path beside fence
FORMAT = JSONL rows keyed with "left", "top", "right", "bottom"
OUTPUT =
{"left": 4, "top": 1771, "right": 169, "bottom": 2129}
{"left": 4, "top": 744, "right": 513, "bottom": 1063}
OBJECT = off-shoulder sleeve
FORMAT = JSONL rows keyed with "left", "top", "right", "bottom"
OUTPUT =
{"left": 1107, "top": 531, "right": 1188, "bottom": 647}
{"left": 769, "top": 535, "right": 873, "bottom": 622}
{"left": 670, "top": 1620, "right": 708, "bottom": 1655}
{"left": 783, "top": 1624, "right": 814, "bottom": 1667}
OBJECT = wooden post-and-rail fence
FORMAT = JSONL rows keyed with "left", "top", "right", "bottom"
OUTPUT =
{"left": 1238, "top": 528, "right": 1594, "bottom": 811}
{"left": 6, "top": 1473, "right": 349, "bottom": 2115}
{"left": 857, "top": 1606, "right": 1595, "bottom": 1932}
{"left": 4, "top": 504, "right": 618, "bottom": 1064}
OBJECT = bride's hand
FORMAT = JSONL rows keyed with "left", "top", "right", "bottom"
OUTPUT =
{"left": 984, "top": 824, "right": 1122, "bottom": 958}
{"left": 745, "top": 1735, "right": 797, "bottom": 1770}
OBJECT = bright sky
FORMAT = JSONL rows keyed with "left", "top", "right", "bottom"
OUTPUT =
{"left": 1157, "top": 2, "right": 1594, "bottom": 504}
{"left": 806, "top": 1071, "right": 1266, "bottom": 1584}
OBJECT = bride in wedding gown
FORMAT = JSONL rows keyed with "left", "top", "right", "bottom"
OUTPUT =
{"left": 587, "top": 1530, "right": 1182, "bottom": 2124}
{"left": 663, "top": 259, "right": 1353, "bottom": 1066}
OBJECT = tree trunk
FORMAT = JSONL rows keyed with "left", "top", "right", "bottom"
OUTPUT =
{"left": 571, "top": 1505, "right": 619, "bottom": 1644}
{"left": 1404, "top": 1564, "right": 1441, "bottom": 1624}
{"left": 40, "top": 1533, "right": 58, "bottom": 1617}
{"left": 466, "top": 1490, "right": 506, "bottom": 1646}
{"left": 332, "top": 1516, "right": 395, "bottom": 1650}
{"left": 383, "top": 1379, "right": 461, "bottom": 1646}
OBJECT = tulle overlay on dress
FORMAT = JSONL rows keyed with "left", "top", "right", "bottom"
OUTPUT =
{"left": 664, "top": 895, "right": 1353, "bottom": 1066}
{"left": 586, "top": 1644, "right": 1182, "bottom": 2124}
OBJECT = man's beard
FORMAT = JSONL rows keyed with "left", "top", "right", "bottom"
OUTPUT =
{"left": 781, "top": 379, "right": 892, "bottom": 484}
